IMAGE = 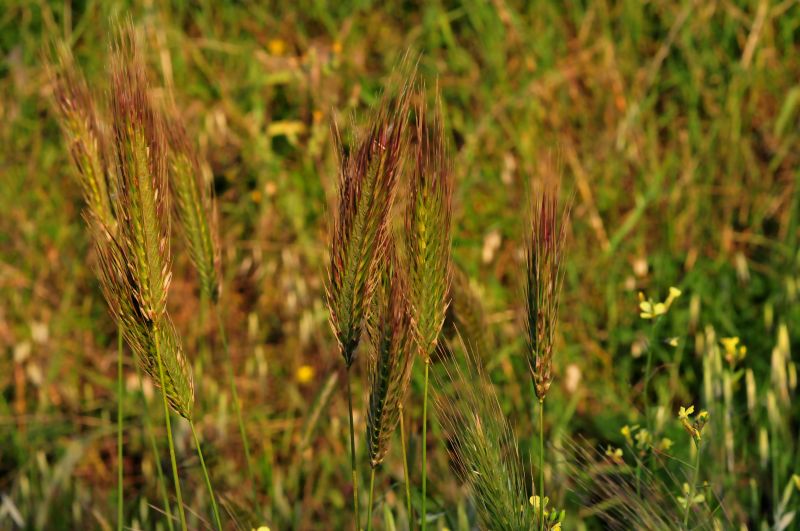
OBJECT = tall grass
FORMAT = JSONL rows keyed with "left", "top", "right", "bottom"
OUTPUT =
{"left": 405, "top": 93, "right": 452, "bottom": 529}
{"left": 364, "top": 246, "right": 413, "bottom": 530}
{"left": 327, "top": 73, "right": 412, "bottom": 528}
{"left": 524, "top": 175, "right": 570, "bottom": 530}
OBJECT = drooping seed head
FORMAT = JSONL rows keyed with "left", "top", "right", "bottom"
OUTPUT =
{"left": 327, "top": 73, "right": 414, "bottom": 367}
{"left": 406, "top": 91, "right": 452, "bottom": 361}
{"left": 366, "top": 245, "right": 414, "bottom": 468}
{"left": 525, "top": 174, "right": 570, "bottom": 401}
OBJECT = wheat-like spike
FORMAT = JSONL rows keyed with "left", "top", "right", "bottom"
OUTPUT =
{"left": 525, "top": 175, "right": 570, "bottom": 401}
{"left": 366, "top": 246, "right": 414, "bottom": 468}
{"left": 165, "top": 116, "right": 220, "bottom": 302}
{"left": 49, "top": 42, "right": 115, "bottom": 229}
{"left": 327, "top": 74, "right": 414, "bottom": 367}
{"left": 85, "top": 23, "right": 194, "bottom": 420}
{"left": 447, "top": 265, "right": 491, "bottom": 357}
{"left": 406, "top": 90, "right": 452, "bottom": 360}
{"left": 109, "top": 26, "right": 172, "bottom": 323}
{"left": 434, "top": 340, "right": 536, "bottom": 530}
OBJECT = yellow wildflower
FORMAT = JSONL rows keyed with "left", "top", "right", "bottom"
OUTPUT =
{"left": 268, "top": 39, "right": 286, "bottom": 56}
{"left": 639, "top": 287, "right": 682, "bottom": 319}
{"left": 296, "top": 364, "right": 315, "bottom": 384}
{"left": 620, "top": 424, "right": 635, "bottom": 446}
{"left": 721, "top": 336, "right": 747, "bottom": 365}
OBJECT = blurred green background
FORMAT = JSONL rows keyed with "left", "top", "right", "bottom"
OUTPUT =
{"left": 1, "top": 0, "right": 799, "bottom": 529}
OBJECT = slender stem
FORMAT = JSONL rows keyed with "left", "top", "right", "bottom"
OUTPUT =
{"left": 398, "top": 403, "right": 413, "bottom": 526}
{"left": 117, "top": 328, "right": 124, "bottom": 531}
{"left": 135, "top": 363, "right": 175, "bottom": 531}
{"left": 367, "top": 467, "right": 376, "bottom": 531}
{"left": 683, "top": 439, "right": 702, "bottom": 528}
{"left": 345, "top": 367, "right": 360, "bottom": 530}
{"left": 212, "top": 303, "right": 255, "bottom": 493}
{"left": 190, "top": 421, "right": 223, "bottom": 531}
{"left": 642, "top": 317, "right": 659, "bottom": 434}
{"left": 539, "top": 398, "right": 545, "bottom": 531}
{"left": 421, "top": 359, "right": 430, "bottom": 531}
{"left": 153, "top": 325, "right": 188, "bottom": 531}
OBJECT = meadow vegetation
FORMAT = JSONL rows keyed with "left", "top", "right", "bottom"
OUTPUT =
{"left": 1, "top": 1, "right": 800, "bottom": 530}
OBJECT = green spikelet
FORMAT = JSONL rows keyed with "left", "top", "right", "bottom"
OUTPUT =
{"left": 434, "top": 343, "right": 537, "bottom": 530}
{"left": 88, "top": 24, "right": 195, "bottom": 419}
{"left": 446, "top": 265, "right": 491, "bottom": 358}
{"left": 166, "top": 118, "right": 220, "bottom": 302}
{"left": 327, "top": 77, "right": 413, "bottom": 367}
{"left": 49, "top": 43, "right": 115, "bottom": 228}
{"left": 406, "top": 93, "right": 452, "bottom": 361}
{"left": 366, "top": 247, "right": 414, "bottom": 468}
{"left": 525, "top": 176, "right": 570, "bottom": 401}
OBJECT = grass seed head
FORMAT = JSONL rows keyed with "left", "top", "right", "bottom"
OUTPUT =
{"left": 49, "top": 42, "right": 115, "bottom": 228}
{"left": 406, "top": 90, "right": 452, "bottom": 361}
{"left": 366, "top": 245, "right": 414, "bottom": 468}
{"left": 165, "top": 114, "right": 220, "bottom": 303}
{"left": 434, "top": 342, "right": 536, "bottom": 530}
{"left": 327, "top": 70, "right": 414, "bottom": 367}
{"left": 525, "top": 174, "right": 570, "bottom": 401}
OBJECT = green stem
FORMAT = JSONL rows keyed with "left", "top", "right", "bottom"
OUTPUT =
{"left": 539, "top": 398, "right": 545, "bottom": 531}
{"left": 153, "top": 324, "right": 188, "bottom": 531}
{"left": 399, "top": 403, "right": 413, "bottom": 527}
{"left": 683, "top": 439, "right": 701, "bottom": 528}
{"left": 117, "top": 328, "right": 124, "bottom": 531}
{"left": 190, "top": 421, "right": 223, "bottom": 531}
{"left": 367, "top": 467, "right": 376, "bottom": 531}
{"left": 642, "top": 318, "right": 658, "bottom": 434}
{"left": 135, "top": 363, "right": 175, "bottom": 531}
{"left": 212, "top": 303, "right": 255, "bottom": 494}
{"left": 421, "top": 359, "right": 430, "bottom": 531}
{"left": 345, "top": 367, "right": 360, "bottom": 530}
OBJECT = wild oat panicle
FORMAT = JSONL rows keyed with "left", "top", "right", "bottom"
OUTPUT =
{"left": 327, "top": 79, "right": 413, "bottom": 367}
{"left": 165, "top": 116, "right": 220, "bottom": 302}
{"left": 366, "top": 247, "right": 414, "bottom": 468}
{"left": 406, "top": 94, "right": 452, "bottom": 360}
{"left": 525, "top": 176, "right": 570, "bottom": 401}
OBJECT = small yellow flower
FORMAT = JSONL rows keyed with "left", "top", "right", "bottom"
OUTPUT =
{"left": 620, "top": 425, "right": 635, "bottom": 446}
{"left": 664, "top": 287, "right": 682, "bottom": 308}
{"left": 605, "top": 446, "right": 624, "bottom": 462}
{"left": 253, "top": 527, "right": 271, "bottom": 531}
{"left": 678, "top": 405, "right": 694, "bottom": 421}
{"left": 332, "top": 41, "right": 343, "bottom": 55}
{"left": 635, "top": 428, "right": 651, "bottom": 448}
{"left": 296, "top": 365, "right": 315, "bottom": 384}
{"left": 639, "top": 287, "right": 682, "bottom": 319}
{"left": 268, "top": 39, "right": 286, "bottom": 56}
{"left": 666, "top": 337, "right": 679, "bottom": 347}
{"left": 658, "top": 438, "right": 674, "bottom": 451}
{"left": 551, "top": 523, "right": 562, "bottom": 531}
{"left": 721, "top": 337, "right": 747, "bottom": 365}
